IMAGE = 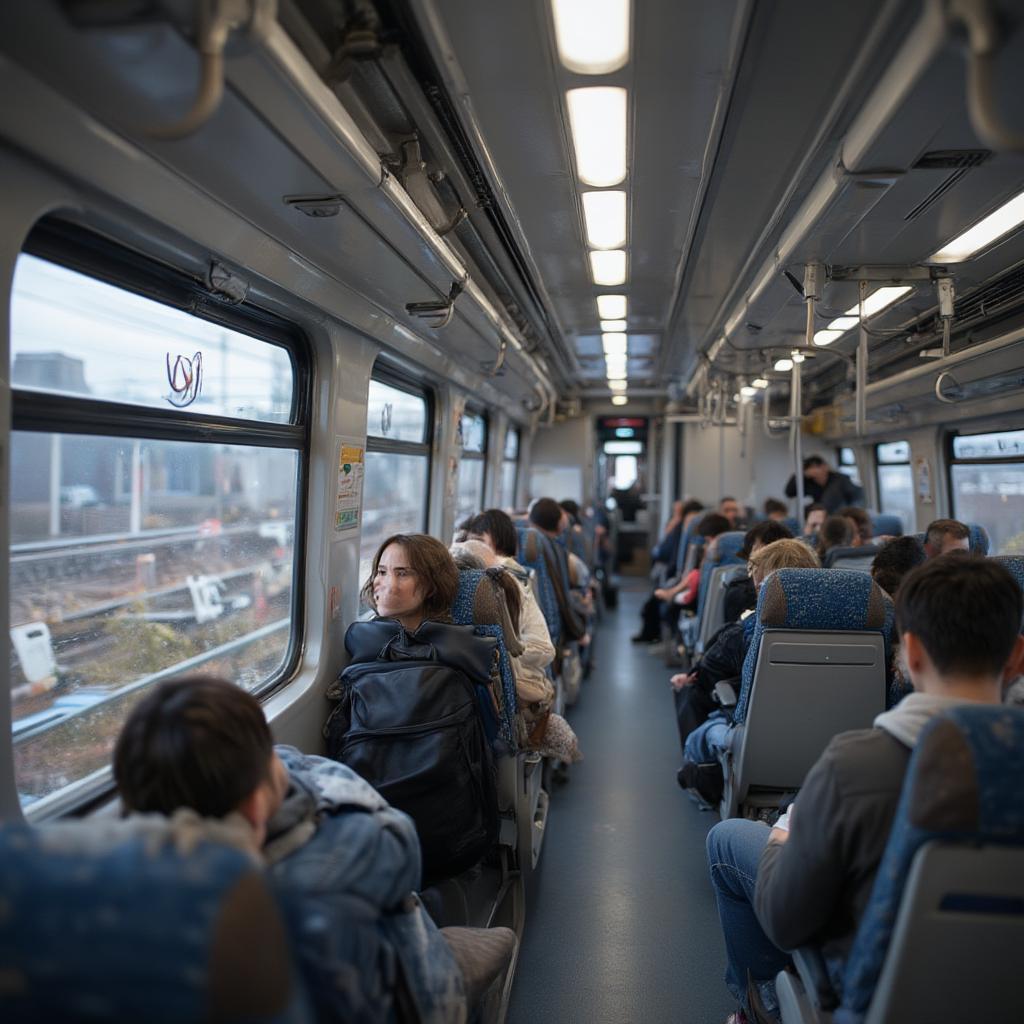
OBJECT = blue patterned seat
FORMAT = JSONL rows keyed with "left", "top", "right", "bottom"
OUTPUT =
{"left": 778, "top": 706, "right": 1024, "bottom": 1024}
{"left": 869, "top": 513, "right": 903, "bottom": 537}
{"left": 967, "top": 521, "right": 990, "bottom": 554}
{"left": 685, "top": 531, "right": 747, "bottom": 649}
{"left": 515, "top": 526, "right": 561, "bottom": 644}
{"left": 991, "top": 556, "right": 1024, "bottom": 632}
{"left": 452, "top": 569, "right": 520, "bottom": 746}
{"left": 0, "top": 817, "right": 309, "bottom": 1023}
{"left": 733, "top": 569, "right": 893, "bottom": 725}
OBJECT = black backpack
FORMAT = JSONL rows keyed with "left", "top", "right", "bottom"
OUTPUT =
{"left": 324, "top": 619, "right": 500, "bottom": 885}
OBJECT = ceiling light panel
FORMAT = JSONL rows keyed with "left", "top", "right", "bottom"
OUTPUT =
{"left": 931, "top": 190, "right": 1024, "bottom": 263}
{"left": 552, "top": 0, "right": 630, "bottom": 75}
{"left": 774, "top": 358, "right": 794, "bottom": 372}
{"left": 608, "top": 379, "right": 628, "bottom": 391}
{"left": 581, "top": 191, "right": 627, "bottom": 250}
{"left": 602, "top": 332, "right": 627, "bottom": 355}
{"left": 844, "top": 286, "right": 912, "bottom": 319}
{"left": 566, "top": 87, "right": 627, "bottom": 187}
{"left": 813, "top": 329, "right": 844, "bottom": 347}
{"left": 590, "top": 249, "right": 627, "bottom": 286}
{"left": 600, "top": 319, "right": 627, "bottom": 332}
{"left": 597, "top": 294, "right": 627, "bottom": 319}
{"left": 611, "top": 395, "right": 628, "bottom": 405}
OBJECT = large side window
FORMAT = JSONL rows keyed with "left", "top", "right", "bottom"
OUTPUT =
{"left": 836, "top": 446, "right": 861, "bottom": 486}
{"left": 949, "top": 429, "right": 1024, "bottom": 554}
{"left": 499, "top": 426, "right": 520, "bottom": 511}
{"left": 9, "top": 236, "right": 307, "bottom": 815}
{"left": 875, "top": 440, "right": 914, "bottom": 533}
{"left": 360, "top": 375, "right": 432, "bottom": 585}
{"left": 455, "top": 408, "right": 487, "bottom": 526}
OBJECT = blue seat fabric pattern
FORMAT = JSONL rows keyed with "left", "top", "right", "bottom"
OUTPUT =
{"left": 870, "top": 513, "right": 903, "bottom": 537}
{"left": 515, "top": 526, "right": 561, "bottom": 645}
{"left": 733, "top": 568, "right": 893, "bottom": 725}
{"left": 992, "top": 556, "right": 1024, "bottom": 627}
{"left": 836, "top": 706, "right": 1024, "bottom": 1023}
{"left": 693, "top": 531, "right": 747, "bottom": 627}
{"left": 451, "top": 568, "right": 519, "bottom": 746}
{"left": 967, "top": 522, "right": 990, "bottom": 555}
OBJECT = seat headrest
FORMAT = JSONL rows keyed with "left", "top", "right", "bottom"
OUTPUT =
{"left": 824, "top": 544, "right": 879, "bottom": 568}
{"left": 714, "top": 531, "right": 747, "bottom": 564}
{"left": 968, "top": 522, "right": 990, "bottom": 555}
{"left": 870, "top": 513, "right": 904, "bottom": 537}
{"left": 758, "top": 567, "right": 890, "bottom": 631}
{"left": 992, "top": 556, "right": 1024, "bottom": 628}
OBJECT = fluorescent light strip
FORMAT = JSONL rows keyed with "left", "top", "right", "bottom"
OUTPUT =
{"left": 611, "top": 395, "right": 628, "bottom": 405}
{"left": 814, "top": 288, "right": 913, "bottom": 346}
{"left": 597, "top": 294, "right": 627, "bottom": 319}
{"left": 600, "top": 319, "right": 627, "bottom": 332}
{"left": 608, "top": 379, "right": 627, "bottom": 391}
{"left": 552, "top": 0, "right": 630, "bottom": 75}
{"left": 774, "top": 358, "right": 793, "bottom": 372}
{"left": 566, "top": 87, "right": 627, "bottom": 188}
{"left": 740, "top": 386, "right": 757, "bottom": 397}
{"left": 752, "top": 378, "right": 769, "bottom": 388}
{"left": 589, "top": 249, "right": 627, "bottom": 286}
{"left": 602, "top": 332, "right": 627, "bottom": 355}
{"left": 931, "top": 190, "right": 1024, "bottom": 263}
{"left": 581, "top": 191, "right": 627, "bottom": 249}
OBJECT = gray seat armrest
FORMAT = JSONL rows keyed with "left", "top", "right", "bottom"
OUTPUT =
{"left": 791, "top": 946, "right": 839, "bottom": 1012}
{"left": 713, "top": 678, "right": 739, "bottom": 708}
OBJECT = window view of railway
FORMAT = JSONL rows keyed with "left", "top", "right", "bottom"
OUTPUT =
{"left": 950, "top": 430, "right": 1024, "bottom": 554}
{"left": 9, "top": 254, "right": 301, "bottom": 809}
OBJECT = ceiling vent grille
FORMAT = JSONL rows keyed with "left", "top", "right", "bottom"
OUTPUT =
{"left": 904, "top": 149, "right": 992, "bottom": 222}
{"left": 953, "top": 262, "right": 1024, "bottom": 325}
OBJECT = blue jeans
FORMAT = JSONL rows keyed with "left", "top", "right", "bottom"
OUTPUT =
{"left": 706, "top": 818, "right": 790, "bottom": 1017}
{"left": 684, "top": 710, "right": 732, "bottom": 763}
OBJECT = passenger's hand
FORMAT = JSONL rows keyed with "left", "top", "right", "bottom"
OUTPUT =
{"left": 654, "top": 588, "right": 671, "bottom": 601}
{"left": 670, "top": 672, "right": 696, "bottom": 691}
{"left": 769, "top": 805, "right": 793, "bottom": 845}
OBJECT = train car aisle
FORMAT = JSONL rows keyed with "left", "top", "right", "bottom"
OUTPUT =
{"left": 508, "top": 581, "right": 734, "bottom": 1024}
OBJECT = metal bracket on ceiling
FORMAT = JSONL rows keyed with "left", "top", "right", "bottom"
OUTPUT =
{"left": 406, "top": 280, "right": 464, "bottom": 329}
{"left": 283, "top": 194, "right": 347, "bottom": 218}
{"left": 482, "top": 336, "right": 508, "bottom": 377}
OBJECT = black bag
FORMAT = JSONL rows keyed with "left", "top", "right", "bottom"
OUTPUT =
{"left": 324, "top": 619, "right": 500, "bottom": 884}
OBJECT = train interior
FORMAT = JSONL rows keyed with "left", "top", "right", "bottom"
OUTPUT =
{"left": 2, "top": 0, "right": 1024, "bottom": 1021}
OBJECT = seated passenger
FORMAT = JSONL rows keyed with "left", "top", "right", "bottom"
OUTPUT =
{"left": 451, "top": 539, "right": 581, "bottom": 763}
{"left": 704, "top": 555, "right": 1024, "bottom": 1022}
{"left": 837, "top": 506, "right": 872, "bottom": 547}
{"left": 653, "top": 512, "right": 732, "bottom": 611}
{"left": 762, "top": 498, "right": 788, "bottom": 523}
{"left": 526, "top": 496, "right": 588, "bottom": 644}
{"left": 721, "top": 520, "right": 794, "bottom": 625}
{"left": 815, "top": 514, "right": 854, "bottom": 562}
{"left": 924, "top": 517, "right": 970, "bottom": 557}
{"left": 719, "top": 496, "right": 744, "bottom": 530}
{"left": 871, "top": 535, "right": 926, "bottom": 597}
{"left": 678, "top": 540, "right": 821, "bottom": 771}
{"left": 114, "top": 675, "right": 514, "bottom": 1024}
{"left": 802, "top": 502, "right": 826, "bottom": 539}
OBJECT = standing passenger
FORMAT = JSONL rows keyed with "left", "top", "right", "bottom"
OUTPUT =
{"left": 785, "top": 454, "right": 864, "bottom": 513}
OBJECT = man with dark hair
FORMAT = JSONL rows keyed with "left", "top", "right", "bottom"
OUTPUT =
{"left": 115, "top": 675, "right": 511, "bottom": 1023}
{"left": 838, "top": 506, "right": 872, "bottom": 547}
{"left": 871, "top": 535, "right": 926, "bottom": 597}
{"left": 704, "top": 556, "right": 1024, "bottom": 1021}
{"left": 654, "top": 513, "right": 732, "bottom": 609}
{"left": 763, "top": 498, "right": 787, "bottom": 521}
{"left": 924, "top": 517, "right": 970, "bottom": 557}
{"left": 528, "top": 496, "right": 567, "bottom": 536}
{"left": 719, "top": 497, "right": 743, "bottom": 529}
{"left": 725, "top": 520, "right": 794, "bottom": 623}
{"left": 785, "top": 454, "right": 864, "bottom": 513}
{"left": 803, "top": 502, "right": 826, "bottom": 538}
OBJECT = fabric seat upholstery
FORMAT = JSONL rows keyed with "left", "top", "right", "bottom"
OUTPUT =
{"left": 967, "top": 522, "right": 990, "bottom": 555}
{"left": 869, "top": 513, "right": 903, "bottom": 537}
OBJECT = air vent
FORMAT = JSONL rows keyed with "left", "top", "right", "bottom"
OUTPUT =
{"left": 954, "top": 262, "right": 1024, "bottom": 325}
{"left": 904, "top": 149, "right": 992, "bottom": 222}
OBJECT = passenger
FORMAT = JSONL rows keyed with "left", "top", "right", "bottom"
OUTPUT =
{"left": 802, "top": 502, "right": 826, "bottom": 539}
{"left": 924, "top": 517, "right": 970, "bottom": 557}
{"left": 837, "top": 506, "right": 872, "bottom": 547}
{"left": 527, "top": 496, "right": 590, "bottom": 646}
{"left": 722, "top": 520, "right": 794, "bottom": 624}
{"left": 762, "top": 498, "right": 788, "bottom": 523}
{"left": 652, "top": 498, "right": 704, "bottom": 571}
{"left": 719, "top": 496, "right": 743, "bottom": 530}
{"left": 815, "top": 514, "right": 854, "bottom": 562}
{"left": 678, "top": 540, "right": 821, "bottom": 772}
{"left": 870, "top": 535, "right": 926, "bottom": 598}
{"left": 113, "top": 675, "right": 512, "bottom": 1024}
{"left": 785, "top": 454, "right": 865, "bottom": 513}
{"left": 653, "top": 512, "right": 732, "bottom": 612}
{"left": 704, "top": 555, "right": 1023, "bottom": 1022}
{"left": 450, "top": 539, "right": 581, "bottom": 763}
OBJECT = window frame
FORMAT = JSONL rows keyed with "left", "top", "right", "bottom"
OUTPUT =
{"left": 457, "top": 405, "right": 488, "bottom": 514}
{"left": 363, "top": 365, "right": 434, "bottom": 530}
{"left": 946, "top": 427, "right": 1024, "bottom": 547}
{"left": 874, "top": 439, "right": 913, "bottom": 520}
{"left": 501, "top": 425, "right": 521, "bottom": 509}
{"left": 9, "top": 222, "right": 312, "bottom": 815}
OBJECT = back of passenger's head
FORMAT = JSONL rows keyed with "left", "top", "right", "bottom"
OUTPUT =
{"left": 453, "top": 516, "right": 474, "bottom": 544}
{"left": 925, "top": 518, "right": 970, "bottom": 556}
{"left": 361, "top": 533, "right": 459, "bottom": 618}
{"left": 895, "top": 556, "right": 1023, "bottom": 678}
{"left": 804, "top": 502, "right": 826, "bottom": 521}
{"left": 747, "top": 538, "right": 821, "bottom": 582}
{"left": 466, "top": 508, "right": 518, "bottom": 558}
{"left": 871, "top": 536, "right": 926, "bottom": 597}
{"left": 559, "top": 499, "right": 581, "bottom": 521}
{"left": 114, "top": 675, "right": 272, "bottom": 818}
{"left": 681, "top": 499, "right": 705, "bottom": 518}
{"left": 696, "top": 512, "right": 731, "bottom": 539}
{"left": 838, "top": 506, "right": 872, "bottom": 543}
{"left": 816, "top": 515, "right": 853, "bottom": 554}
{"left": 740, "top": 519, "right": 793, "bottom": 559}
{"left": 803, "top": 455, "right": 827, "bottom": 470}
{"left": 763, "top": 498, "right": 787, "bottom": 518}
{"left": 528, "top": 497, "right": 565, "bottom": 534}
{"left": 451, "top": 538, "right": 498, "bottom": 569}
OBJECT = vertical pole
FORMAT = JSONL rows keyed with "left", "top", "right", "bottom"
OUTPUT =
{"left": 718, "top": 419, "right": 725, "bottom": 499}
{"left": 129, "top": 439, "right": 142, "bottom": 534}
{"left": 48, "top": 433, "right": 61, "bottom": 537}
{"left": 791, "top": 362, "right": 804, "bottom": 516}
{"left": 856, "top": 280, "right": 868, "bottom": 437}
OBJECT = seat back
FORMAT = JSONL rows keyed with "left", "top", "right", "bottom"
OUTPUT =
{"left": 694, "top": 564, "right": 746, "bottom": 656}
{"left": 967, "top": 521, "right": 990, "bottom": 554}
{"left": 0, "top": 817, "right": 307, "bottom": 1023}
{"left": 723, "top": 569, "right": 892, "bottom": 816}
{"left": 673, "top": 522, "right": 703, "bottom": 577}
{"left": 870, "top": 513, "right": 903, "bottom": 537}
{"left": 515, "top": 527, "right": 561, "bottom": 644}
{"left": 825, "top": 544, "right": 880, "bottom": 571}
{"left": 992, "top": 556, "right": 1024, "bottom": 626}
{"left": 838, "top": 706, "right": 1024, "bottom": 1024}
{"left": 693, "top": 531, "right": 746, "bottom": 630}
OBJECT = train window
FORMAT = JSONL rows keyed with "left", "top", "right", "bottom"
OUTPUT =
{"left": 9, "top": 245, "right": 307, "bottom": 816}
{"left": 499, "top": 426, "right": 521, "bottom": 510}
{"left": 875, "top": 440, "right": 914, "bottom": 533}
{"left": 455, "top": 409, "right": 488, "bottom": 526}
{"left": 836, "top": 446, "right": 861, "bottom": 486}
{"left": 949, "top": 429, "right": 1024, "bottom": 554}
{"left": 359, "top": 375, "right": 432, "bottom": 585}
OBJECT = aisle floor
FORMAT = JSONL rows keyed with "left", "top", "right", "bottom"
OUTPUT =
{"left": 507, "top": 582, "right": 735, "bottom": 1024}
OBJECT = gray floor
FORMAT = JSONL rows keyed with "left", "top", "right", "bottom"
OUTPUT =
{"left": 507, "top": 582, "right": 735, "bottom": 1024}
